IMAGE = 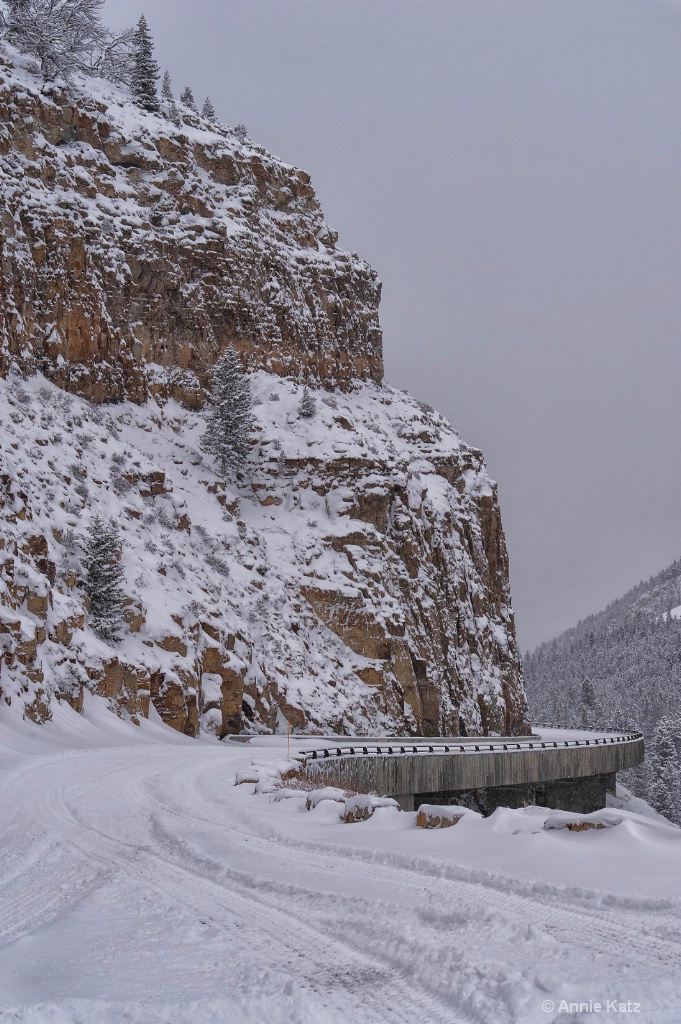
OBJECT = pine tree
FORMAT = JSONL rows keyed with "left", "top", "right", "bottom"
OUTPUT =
{"left": 201, "top": 348, "right": 253, "bottom": 479}
{"left": 202, "top": 96, "right": 216, "bottom": 121}
{"left": 160, "top": 70, "right": 181, "bottom": 125}
{"left": 233, "top": 123, "right": 247, "bottom": 143}
{"left": 82, "top": 515, "right": 125, "bottom": 643}
{"left": 579, "top": 677, "right": 596, "bottom": 729}
{"left": 298, "top": 386, "right": 316, "bottom": 419}
{"left": 180, "top": 85, "right": 196, "bottom": 110}
{"left": 130, "top": 14, "right": 159, "bottom": 112}
{"left": 161, "top": 69, "right": 173, "bottom": 100}
{"left": 646, "top": 717, "right": 681, "bottom": 823}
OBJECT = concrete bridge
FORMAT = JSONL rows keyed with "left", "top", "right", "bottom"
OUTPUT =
{"left": 298, "top": 728, "right": 644, "bottom": 814}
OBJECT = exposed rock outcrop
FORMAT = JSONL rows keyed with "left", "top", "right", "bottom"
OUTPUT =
{"left": 0, "top": 48, "right": 528, "bottom": 737}
{"left": 0, "top": 52, "right": 382, "bottom": 399}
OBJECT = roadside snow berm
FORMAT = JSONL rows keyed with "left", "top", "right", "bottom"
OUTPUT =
{"left": 543, "top": 810, "right": 623, "bottom": 832}
{"left": 416, "top": 804, "right": 473, "bottom": 829}
{"left": 306, "top": 787, "right": 347, "bottom": 810}
{"left": 235, "top": 757, "right": 305, "bottom": 793}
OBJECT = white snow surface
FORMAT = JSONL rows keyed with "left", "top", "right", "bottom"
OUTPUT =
{"left": 0, "top": 367, "right": 516, "bottom": 735}
{"left": 1, "top": 706, "right": 680, "bottom": 1024}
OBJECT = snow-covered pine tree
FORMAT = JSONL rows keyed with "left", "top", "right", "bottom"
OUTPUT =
{"left": 202, "top": 96, "right": 216, "bottom": 121}
{"left": 160, "top": 70, "right": 181, "bottom": 124}
{"left": 298, "top": 386, "right": 316, "bottom": 419}
{"left": 201, "top": 348, "right": 253, "bottom": 479}
{"left": 233, "top": 122, "right": 247, "bottom": 142}
{"left": 579, "top": 677, "right": 596, "bottom": 729}
{"left": 82, "top": 514, "right": 125, "bottom": 643}
{"left": 161, "top": 68, "right": 173, "bottom": 100}
{"left": 130, "top": 14, "right": 159, "bottom": 111}
{"left": 180, "top": 85, "right": 196, "bottom": 110}
{"left": 646, "top": 717, "right": 681, "bottom": 823}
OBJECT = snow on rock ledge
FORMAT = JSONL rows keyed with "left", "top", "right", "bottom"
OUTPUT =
{"left": 0, "top": 372, "right": 528, "bottom": 737}
{"left": 0, "top": 50, "right": 382, "bottom": 398}
{"left": 0, "top": 49, "right": 528, "bottom": 738}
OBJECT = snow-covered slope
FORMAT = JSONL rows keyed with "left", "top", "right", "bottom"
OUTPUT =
{"left": 0, "top": 370, "right": 526, "bottom": 736}
{"left": 0, "top": 46, "right": 527, "bottom": 737}
{"left": 525, "top": 555, "right": 681, "bottom": 736}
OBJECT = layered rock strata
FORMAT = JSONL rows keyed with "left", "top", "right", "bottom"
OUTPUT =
{"left": 0, "top": 52, "right": 382, "bottom": 400}
{"left": 0, "top": 48, "right": 528, "bottom": 736}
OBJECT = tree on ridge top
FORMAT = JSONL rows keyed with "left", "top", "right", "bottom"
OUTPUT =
{"left": 1, "top": 0, "right": 134, "bottom": 82}
{"left": 180, "top": 85, "right": 196, "bottom": 110}
{"left": 131, "top": 14, "right": 159, "bottom": 111}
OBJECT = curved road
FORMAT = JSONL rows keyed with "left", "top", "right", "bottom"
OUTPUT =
{"left": 0, "top": 711, "right": 678, "bottom": 1024}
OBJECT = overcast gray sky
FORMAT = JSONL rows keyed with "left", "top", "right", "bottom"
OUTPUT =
{"left": 105, "top": 0, "right": 681, "bottom": 651}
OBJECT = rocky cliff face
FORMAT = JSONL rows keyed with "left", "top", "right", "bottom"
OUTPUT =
{"left": 0, "top": 48, "right": 528, "bottom": 737}
{"left": 0, "top": 52, "right": 382, "bottom": 400}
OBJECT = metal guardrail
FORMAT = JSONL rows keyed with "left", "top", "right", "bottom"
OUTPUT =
{"left": 299, "top": 731, "right": 644, "bottom": 763}
{"left": 299, "top": 730, "right": 645, "bottom": 805}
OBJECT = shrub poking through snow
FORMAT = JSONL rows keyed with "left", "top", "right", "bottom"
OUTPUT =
{"left": 82, "top": 514, "right": 125, "bottom": 642}
{"left": 298, "top": 386, "right": 316, "bottom": 419}
{"left": 201, "top": 347, "right": 253, "bottom": 479}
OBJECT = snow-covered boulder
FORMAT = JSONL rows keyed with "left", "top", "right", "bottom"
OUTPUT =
{"left": 416, "top": 804, "right": 474, "bottom": 829}
{"left": 342, "top": 794, "right": 400, "bottom": 822}
{"left": 543, "top": 810, "right": 623, "bottom": 832}
{"left": 305, "top": 787, "right": 347, "bottom": 811}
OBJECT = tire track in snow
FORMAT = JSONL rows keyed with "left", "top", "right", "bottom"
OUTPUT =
{"left": 142, "top": 758, "right": 681, "bottom": 970}
{"left": 4, "top": 742, "right": 681, "bottom": 1023}
{"left": 9, "top": 749, "right": 467, "bottom": 1024}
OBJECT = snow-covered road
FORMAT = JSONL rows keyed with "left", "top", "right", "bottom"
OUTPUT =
{"left": 1, "top": 699, "right": 680, "bottom": 1024}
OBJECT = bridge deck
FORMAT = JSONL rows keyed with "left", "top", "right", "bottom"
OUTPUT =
{"left": 298, "top": 729, "right": 644, "bottom": 813}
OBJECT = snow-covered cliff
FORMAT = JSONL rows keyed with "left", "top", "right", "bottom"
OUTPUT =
{"left": 0, "top": 50, "right": 382, "bottom": 397}
{"left": 0, "top": 48, "right": 528, "bottom": 736}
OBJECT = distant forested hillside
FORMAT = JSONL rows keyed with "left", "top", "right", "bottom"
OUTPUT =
{"left": 525, "top": 559, "right": 681, "bottom": 823}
